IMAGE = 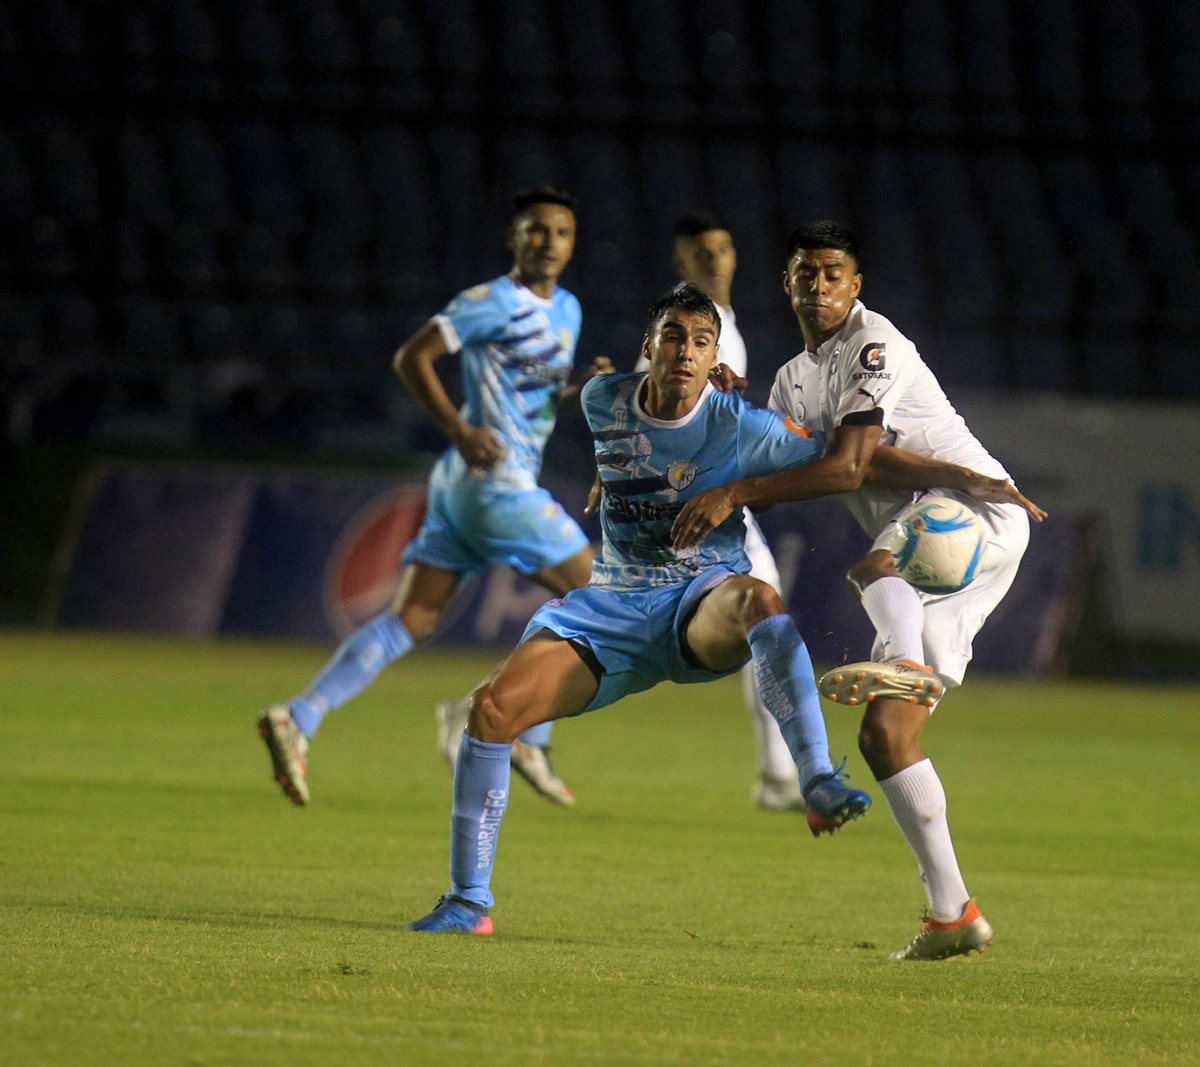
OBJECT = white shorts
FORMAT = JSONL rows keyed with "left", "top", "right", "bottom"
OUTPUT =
{"left": 744, "top": 511, "right": 781, "bottom": 594}
{"left": 869, "top": 496, "right": 1030, "bottom": 687}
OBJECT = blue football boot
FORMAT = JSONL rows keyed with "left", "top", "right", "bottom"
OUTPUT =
{"left": 802, "top": 758, "right": 872, "bottom": 837}
{"left": 407, "top": 895, "right": 493, "bottom": 935}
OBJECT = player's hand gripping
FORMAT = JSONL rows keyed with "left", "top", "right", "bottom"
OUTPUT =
{"left": 560, "top": 356, "right": 615, "bottom": 401}
{"left": 960, "top": 473, "right": 1048, "bottom": 523}
{"left": 706, "top": 363, "right": 747, "bottom": 393}
{"left": 671, "top": 484, "right": 739, "bottom": 549}
{"left": 452, "top": 423, "right": 506, "bottom": 469}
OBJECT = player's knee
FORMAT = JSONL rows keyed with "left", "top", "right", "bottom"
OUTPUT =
{"left": 395, "top": 605, "right": 439, "bottom": 644}
{"left": 737, "top": 580, "right": 786, "bottom": 628}
{"left": 467, "top": 685, "right": 520, "bottom": 744}
{"left": 847, "top": 550, "right": 897, "bottom": 592}
{"left": 857, "top": 711, "right": 912, "bottom": 766}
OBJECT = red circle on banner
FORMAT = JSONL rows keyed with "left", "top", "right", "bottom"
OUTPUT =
{"left": 324, "top": 486, "right": 428, "bottom": 636}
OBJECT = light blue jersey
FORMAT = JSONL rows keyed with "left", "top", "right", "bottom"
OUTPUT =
{"left": 430, "top": 273, "right": 582, "bottom": 491}
{"left": 583, "top": 372, "right": 826, "bottom": 590}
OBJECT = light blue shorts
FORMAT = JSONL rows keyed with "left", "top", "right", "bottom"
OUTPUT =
{"left": 520, "top": 566, "right": 745, "bottom": 713}
{"left": 403, "top": 481, "right": 590, "bottom": 577}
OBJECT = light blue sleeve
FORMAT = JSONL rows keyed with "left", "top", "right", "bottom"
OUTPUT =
{"left": 735, "top": 400, "right": 827, "bottom": 479}
{"left": 438, "top": 283, "right": 511, "bottom": 351}
{"left": 580, "top": 372, "right": 611, "bottom": 434}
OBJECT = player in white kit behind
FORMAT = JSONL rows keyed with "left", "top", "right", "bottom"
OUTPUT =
{"left": 634, "top": 212, "right": 807, "bottom": 812}
{"left": 672, "top": 221, "right": 1046, "bottom": 960}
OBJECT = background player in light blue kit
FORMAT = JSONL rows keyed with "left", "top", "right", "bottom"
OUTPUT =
{"left": 257, "top": 185, "right": 599, "bottom": 807}
{"left": 408, "top": 283, "right": 1016, "bottom": 935}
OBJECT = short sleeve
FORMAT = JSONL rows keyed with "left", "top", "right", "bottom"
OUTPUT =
{"left": 735, "top": 400, "right": 826, "bottom": 478}
{"left": 832, "top": 329, "right": 915, "bottom": 428}
{"left": 767, "top": 366, "right": 789, "bottom": 413}
{"left": 433, "top": 283, "right": 510, "bottom": 353}
{"left": 580, "top": 373, "right": 611, "bottom": 434}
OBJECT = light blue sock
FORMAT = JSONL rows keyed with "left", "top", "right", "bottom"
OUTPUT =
{"left": 449, "top": 735, "right": 511, "bottom": 909}
{"left": 747, "top": 614, "right": 834, "bottom": 789}
{"left": 517, "top": 721, "right": 553, "bottom": 747}
{"left": 289, "top": 611, "right": 414, "bottom": 737}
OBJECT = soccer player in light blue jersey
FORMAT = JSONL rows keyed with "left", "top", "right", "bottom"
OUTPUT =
{"left": 408, "top": 283, "right": 1011, "bottom": 935}
{"left": 257, "top": 185, "right": 601, "bottom": 808}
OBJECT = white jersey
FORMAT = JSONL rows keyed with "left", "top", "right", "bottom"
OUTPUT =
{"left": 635, "top": 303, "right": 745, "bottom": 376}
{"left": 768, "top": 300, "right": 1011, "bottom": 538}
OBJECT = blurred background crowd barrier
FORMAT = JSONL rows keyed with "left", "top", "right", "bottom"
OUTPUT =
{"left": 3, "top": 1, "right": 1198, "bottom": 674}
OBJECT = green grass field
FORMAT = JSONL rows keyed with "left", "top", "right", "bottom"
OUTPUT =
{"left": 3, "top": 631, "right": 1198, "bottom": 1066}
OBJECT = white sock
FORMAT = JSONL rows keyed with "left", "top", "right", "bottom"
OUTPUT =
{"left": 740, "top": 663, "right": 797, "bottom": 781}
{"left": 860, "top": 576, "right": 926, "bottom": 664}
{"left": 878, "top": 758, "right": 970, "bottom": 921}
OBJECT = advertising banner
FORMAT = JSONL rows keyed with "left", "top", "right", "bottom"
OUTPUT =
{"left": 50, "top": 461, "right": 1090, "bottom": 676}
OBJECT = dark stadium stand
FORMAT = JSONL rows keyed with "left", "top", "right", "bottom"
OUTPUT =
{"left": 2, "top": 0, "right": 1198, "bottom": 458}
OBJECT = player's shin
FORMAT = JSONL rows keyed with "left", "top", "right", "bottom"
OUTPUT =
{"left": 448, "top": 735, "right": 512, "bottom": 909}
{"left": 878, "top": 757, "right": 970, "bottom": 921}
{"left": 289, "top": 611, "right": 415, "bottom": 736}
{"left": 747, "top": 614, "right": 833, "bottom": 788}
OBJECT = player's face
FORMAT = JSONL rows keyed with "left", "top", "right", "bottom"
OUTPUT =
{"left": 642, "top": 309, "right": 720, "bottom": 403}
{"left": 674, "top": 229, "right": 737, "bottom": 306}
{"left": 783, "top": 247, "right": 862, "bottom": 344}
{"left": 508, "top": 203, "right": 577, "bottom": 290}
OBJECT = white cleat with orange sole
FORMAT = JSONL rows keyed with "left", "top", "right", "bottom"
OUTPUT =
{"left": 818, "top": 659, "right": 943, "bottom": 708}
{"left": 889, "top": 898, "right": 994, "bottom": 960}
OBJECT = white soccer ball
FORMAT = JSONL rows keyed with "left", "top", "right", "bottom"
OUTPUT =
{"left": 889, "top": 496, "right": 986, "bottom": 594}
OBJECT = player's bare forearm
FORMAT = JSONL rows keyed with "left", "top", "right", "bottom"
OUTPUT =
{"left": 863, "top": 446, "right": 973, "bottom": 490}
{"left": 864, "top": 447, "right": 1047, "bottom": 523}
{"left": 395, "top": 321, "right": 503, "bottom": 466}
{"left": 671, "top": 423, "right": 882, "bottom": 549}
{"left": 671, "top": 456, "right": 868, "bottom": 550}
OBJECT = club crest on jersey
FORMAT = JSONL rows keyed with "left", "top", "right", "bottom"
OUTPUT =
{"left": 666, "top": 460, "right": 698, "bottom": 491}
{"left": 858, "top": 342, "right": 886, "bottom": 370}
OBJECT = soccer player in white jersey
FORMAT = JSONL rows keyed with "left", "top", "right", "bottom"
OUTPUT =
{"left": 257, "top": 185, "right": 601, "bottom": 808}
{"left": 406, "top": 282, "right": 1023, "bottom": 936}
{"left": 673, "top": 221, "right": 1046, "bottom": 960}
{"left": 635, "top": 211, "right": 806, "bottom": 812}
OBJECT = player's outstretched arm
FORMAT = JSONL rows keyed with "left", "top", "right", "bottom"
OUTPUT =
{"left": 394, "top": 321, "right": 504, "bottom": 467}
{"left": 865, "top": 446, "right": 1047, "bottom": 523}
{"left": 671, "top": 422, "right": 882, "bottom": 549}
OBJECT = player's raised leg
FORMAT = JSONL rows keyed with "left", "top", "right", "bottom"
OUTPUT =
{"left": 258, "top": 562, "right": 458, "bottom": 805}
{"left": 408, "top": 636, "right": 599, "bottom": 933}
{"left": 683, "top": 574, "right": 870, "bottom": 836}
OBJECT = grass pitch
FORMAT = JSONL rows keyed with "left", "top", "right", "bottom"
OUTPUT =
{"left": 2, "top": 631, "right": 1198, "bottom": 1066}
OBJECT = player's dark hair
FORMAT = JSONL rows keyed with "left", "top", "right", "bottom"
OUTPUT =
{"left": 673, "top": 210, "right": 730, "bottom": 240}
{"left": 784, "top": 220, "right": 861, "bottom": 269}
{"left": 646, "top": 282, "right": 722, "bottom": 337}
{"left": 512, "top": 183, "right": 577, "bottom": 218}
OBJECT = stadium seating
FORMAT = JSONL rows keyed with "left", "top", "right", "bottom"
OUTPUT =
{"left": 3, "top": 0, "right": 1197, "bottom": 460}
